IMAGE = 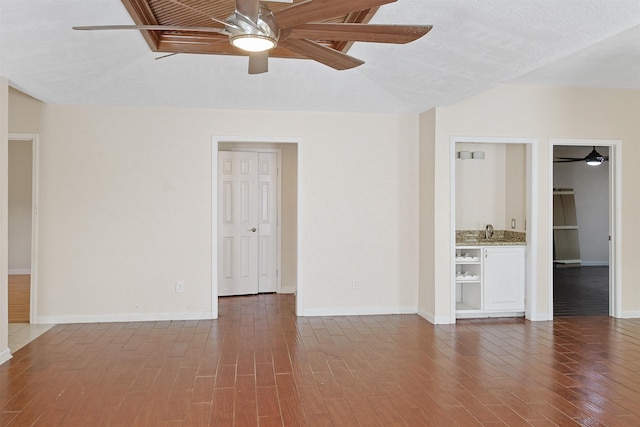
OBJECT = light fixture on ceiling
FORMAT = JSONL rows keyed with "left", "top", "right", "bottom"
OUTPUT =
{"left": 585, "top": 146, "right": 605, "bottom": 166}
{"left": 226, "top": 6, "right": 279, "bottom": 54}
{"left": 230, "top": 34, "right": 276, "bottom": 52}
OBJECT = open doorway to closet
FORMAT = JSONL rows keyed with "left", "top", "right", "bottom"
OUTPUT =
{"left": 213, "top": 139, "right": 298, "bottom": 311}
{"left": 551, "top": 140, "right": 621, "bottom": 317}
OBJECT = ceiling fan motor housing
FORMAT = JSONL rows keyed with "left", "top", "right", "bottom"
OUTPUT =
{"left": 227, "top": 5, "right": 279, "bottom": 52}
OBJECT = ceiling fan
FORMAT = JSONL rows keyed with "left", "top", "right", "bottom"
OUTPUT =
{"left": 73, "top": 0, "right": 432, "bottom": 74}
{"left": 554, "top": 146, "right": 608, "bottom": 166}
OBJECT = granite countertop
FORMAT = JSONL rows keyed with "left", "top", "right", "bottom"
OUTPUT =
{"left": 456, "top": 230, "right": 526, "bottom": 246}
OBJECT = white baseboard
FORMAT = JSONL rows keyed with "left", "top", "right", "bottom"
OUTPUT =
{"left": 0, "top": 348, "right": 12, "bottom": 366}
{"left": 580, "top": 261, "right": 609, "bottom": 267}
{"left": 621, "top": 311, "right": 640, "bottom": 319}
{"left": 527, "top": 312, "right": 552, "bottom": 321}
{"left": 417, "top": 309, "right": 455, "bottom": 324}
{"left": 279, "top": 286, "right": 297, "bottom": 294}
{"left": 297, "top": 305, "right": 416, "bottom": 317}
{"left": 36, "top": 311, "right": 215, "bottom": 325}
{"left": 8, "top": 269, "right": 31, "bottom": 275}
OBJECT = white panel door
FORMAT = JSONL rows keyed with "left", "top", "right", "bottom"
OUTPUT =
{"left": 218, "top": 151, "right": 259, "bottom": 296}
{"left": 258, "top": 152, "right": 278, "bottom": 293}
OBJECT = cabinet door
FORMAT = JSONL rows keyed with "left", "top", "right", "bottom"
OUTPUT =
{"left": 483, "top": 247, "right": 525, "bottom": 311}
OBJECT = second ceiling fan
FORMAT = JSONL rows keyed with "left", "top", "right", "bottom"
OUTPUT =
{"left": 74, "top": 0, "right": 433, "bottom": 74}
{"left": 554, "top": 146, "right": 609, "bottom": 166}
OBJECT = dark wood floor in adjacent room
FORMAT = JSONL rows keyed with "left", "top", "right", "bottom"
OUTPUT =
{"left": 2, "top": 294, "right": 640, "bottom": 426}
{"left": 554, "top": 266, "right": 609, "bottom": 317}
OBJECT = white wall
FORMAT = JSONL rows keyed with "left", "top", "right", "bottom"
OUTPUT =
{"left": 8, "top": 140, "right": 32, "bottom": 273}
{"left": 8, "top": 94, "right": 420, "bottom": 322}
{"left": 420, "top": 85, "right": 640, "bottom": 322}
{"left": 553, "top": 148, "right": 609, "bottom": 265}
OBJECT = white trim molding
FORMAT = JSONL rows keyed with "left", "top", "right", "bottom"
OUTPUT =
{"left": 36, "top": 311, "right": 215, "bottom": 325}
{"left": 299, "top": 306, "right": 417, "bottom": 317}
{"left": 0, "top": 348, "right": 12, "bottom": 366}
{"left": 417, "top": 309, "right": 452, "bottom": 325}
{"left": 8, "top": 269, "right": 31, "bottom": 275}
{"left": 622, "top": 311, "right": 640, "bottom": 319}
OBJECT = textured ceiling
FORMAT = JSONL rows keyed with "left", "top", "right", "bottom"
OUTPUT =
{"left": 1, "top": 0, "right": 639, "bottom": 113}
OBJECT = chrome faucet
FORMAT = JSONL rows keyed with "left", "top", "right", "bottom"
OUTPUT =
{"left": 485, "top": 224, "right": 494, "bottom": 240}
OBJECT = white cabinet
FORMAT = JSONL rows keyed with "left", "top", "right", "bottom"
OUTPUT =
{"left": 455, "top": 248, "right": 482, "bottom": 311}
{"left": 483, "top": 247, "right": 525, "bottom": 312}
{"left": 455, "top": 246, "right": 525, "bottom": 318}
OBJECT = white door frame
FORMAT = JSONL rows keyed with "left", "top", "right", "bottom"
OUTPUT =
{"left": 8, "top": 133, "right": 40, "bottom": 324}
{"left": 450, "top": 136, "right": 539, "bottom": 323}
{"left": 549, "top": 138, "right": 622, "bottom": 318}
{"left": 219, "top": 148, "right": 282, "bottom": 294}
{"left": 212, "top": 136, "right": 302, "bottom": 318}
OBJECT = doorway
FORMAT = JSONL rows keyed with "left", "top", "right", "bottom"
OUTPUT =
{"left": 550, "top": 139, "right": 621, "bottom": 318}
{"left": 7, "top": 133, "right": 39, "bottom": 325}
{"left": 212, "top": 137, "right": 300, "bottom": 317}
{"left": 450, "top": 136, "right": 539, "bottom": 323}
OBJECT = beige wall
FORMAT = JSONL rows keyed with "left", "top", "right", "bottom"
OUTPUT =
{"left": 8, "top": 94, "right": 420, "bottom": 321}
{"left": 505, "top": 144, "right": 527, "bottom": 233}
{"left": 8, "top": 140, "right": 32, "bottom": 272}
{"left": 418, "top": 109, "right": 438, "bottom": 321}
{"left": 7, "top": 87, "right": 45, "bottom": 133}
{"left": 419, "top": 85, "right": 640, "bottom": 321}
{"left": 1, "top": 78, "right": 9, "bottom": 362}
{"left": 3, "top": 82, "right": 638, "bottom": 336}
{"left": 456, "top": 142, "right": 507, "bottom": 230}
{"left": 455, "top": 142, "right": 526, "bottom": 232}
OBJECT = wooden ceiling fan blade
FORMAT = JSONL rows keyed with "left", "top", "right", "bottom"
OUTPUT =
{"left": 236, "top": 0, "right": 260, "bottom": 21}
{"left": 73, "top": 25, "right": 227, "bottom": 35}
{"left": 274, "top": 0, "right": 396, "bottom": 30}
{"left": 280, "top": 38, "right": 364, "bottom": 70}
{"left": 165, "top": 0, "right": 232, "bottom": 28}
{"left": 285, "top": 23, "right": 432, "bottom": 44}
{"left": 248, "top": 51, "right": 269, "bottom": 74}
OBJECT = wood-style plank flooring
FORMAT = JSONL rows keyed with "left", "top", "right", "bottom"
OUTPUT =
{"left": 8, "top": 275, "right": 30, "bottom": 323}
{"left": 554, "top": 266, "right": 609, "bottom": 317}
{"left": 2, "top": 294, "right": 640, "bottom": 426}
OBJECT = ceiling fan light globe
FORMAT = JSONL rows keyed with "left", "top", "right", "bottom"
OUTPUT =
{"left": 231, "top": 35, "right": 275, "bottom": 52}
{"left": 585, "top": 146, "right": 604, "bottom": 166}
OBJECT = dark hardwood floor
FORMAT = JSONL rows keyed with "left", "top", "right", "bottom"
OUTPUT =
{"left": 2, "top": 294, "right": 640, "bottom": 426}
{"left": 554, "top": 266, "right": 609, "bottom": 317}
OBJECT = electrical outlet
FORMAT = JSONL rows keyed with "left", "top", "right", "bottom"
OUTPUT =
{"left": 352, "top": 279, "right": 360, "bottom": 290}
{"left": 175, "top": 281, "right": 184, "bottom": 294}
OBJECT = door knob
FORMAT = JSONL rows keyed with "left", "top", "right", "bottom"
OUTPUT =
{"left": 248, "top": 227, "right": 257, "bottom": 232}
